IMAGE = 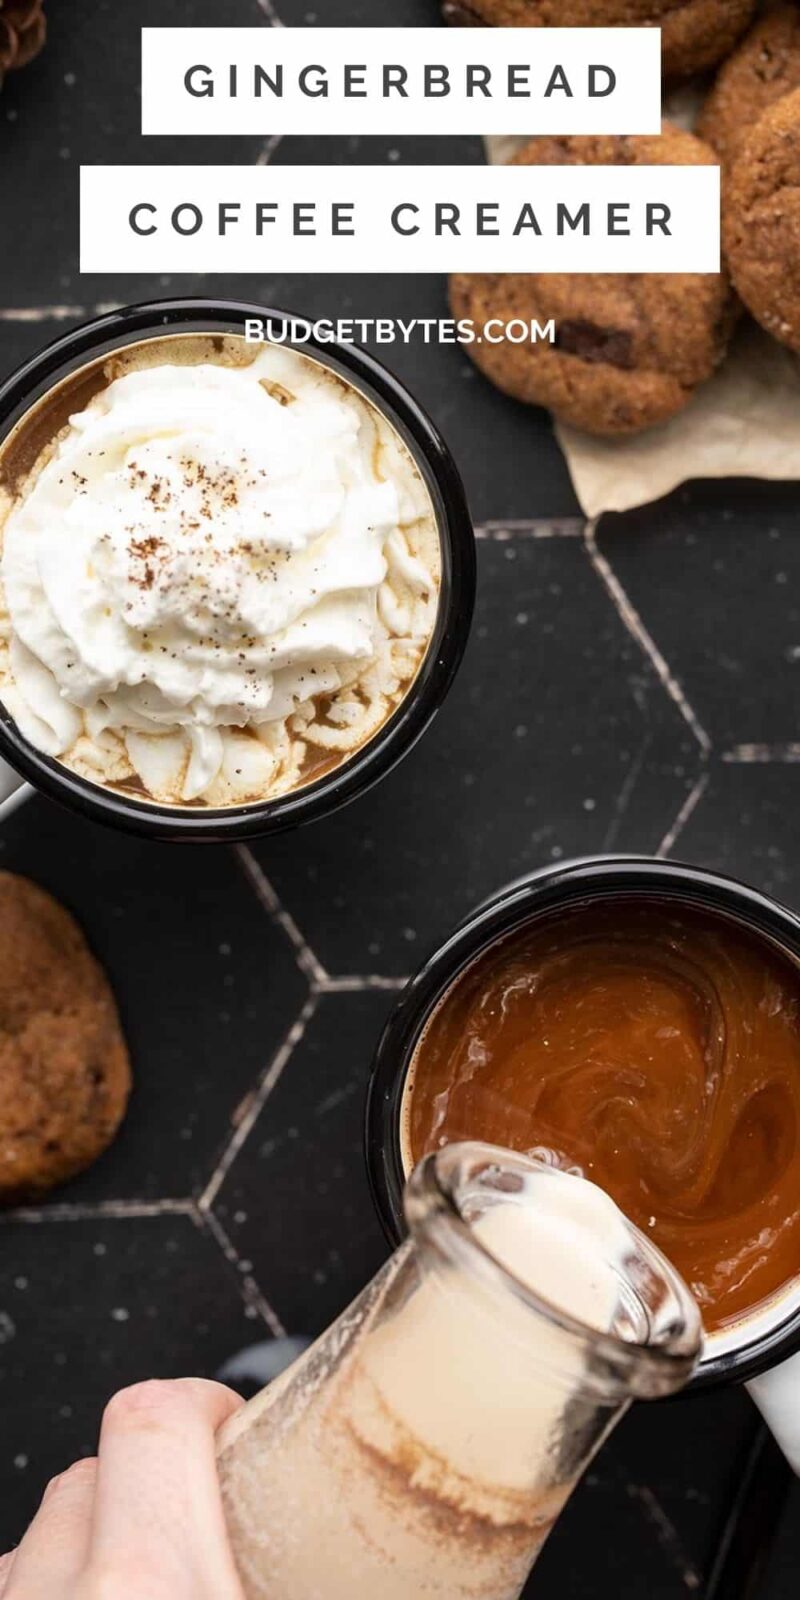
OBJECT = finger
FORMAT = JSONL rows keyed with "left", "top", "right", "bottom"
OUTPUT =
{"left": 0, "top": 1551, "right": 16, "bottom": 1599}
{"left": 87, "top": 1379, "right": 244, "bottom": 1599}
{"left": 4, "top": 1458, "right": 97, "bottom": 1599}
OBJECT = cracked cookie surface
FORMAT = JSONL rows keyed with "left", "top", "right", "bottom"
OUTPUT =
{"left": 0, "top": 872, "right": 131, "bottom": 1201}
{"left": 450, "top": 128, "right": 733, "bottom": 437}
{"left": 724, "top": 86, "right": 800, "bottom": 352}
{"left": 698, "top": 6, "right": 800, "bottom": 167}
{"left": 442, "top": 0, "right": 756, "bottom": 80}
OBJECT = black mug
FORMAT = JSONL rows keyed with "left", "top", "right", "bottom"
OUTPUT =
{"left": 0, "top": 299, "right": 475, "bottom": 841}
{"left": 366, "top": 855, "right": 800, "bottom": 1470}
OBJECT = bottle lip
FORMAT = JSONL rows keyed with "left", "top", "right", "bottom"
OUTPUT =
{"left": 404, "top": 1142, "right": 703, "bottom": 1400}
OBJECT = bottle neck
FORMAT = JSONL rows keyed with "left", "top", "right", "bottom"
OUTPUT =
{"left": 404, "top": 1142, "right": 702, "bottom": 1404}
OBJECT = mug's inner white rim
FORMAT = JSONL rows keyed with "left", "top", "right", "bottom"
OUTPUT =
{"left": 701, "top": 1278, "right": 800, "bottom": 1365}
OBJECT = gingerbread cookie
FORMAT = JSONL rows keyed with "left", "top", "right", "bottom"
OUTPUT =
{"left": 698, "top": 6, "right": 800, "bottom": 166}
{"left": 0, "top": 872, "right": 131, "bottom": 1201}
{"left": 724, "top": 86, "right": 800, "bottom": 352}
{"left": 442, "top": 0, "right": 756, "bottom": 81}
{"left": 450, "top": 128, "right": 733, "bottom": 437}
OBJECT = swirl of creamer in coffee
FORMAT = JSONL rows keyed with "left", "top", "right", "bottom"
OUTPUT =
{"left": 404, "top": 902, "right": 800, "bottom": 1333}
{"left": 0, "top": 345, "right": 439, "bottom": 806}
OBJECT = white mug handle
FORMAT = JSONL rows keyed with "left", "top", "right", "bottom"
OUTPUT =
{"left": 748, "top": 1356, "right": 800, "bottom": 1473}
{"left": 0, "top": 757, "right": 33, "bottom": 822}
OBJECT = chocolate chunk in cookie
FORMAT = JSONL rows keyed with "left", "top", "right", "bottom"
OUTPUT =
{"left": 442, "top": 0, "right": 756, "bottom": 82}
{"left": 724, "top": 86, "right": 800, "bottom": 352}
{"left": 0, "top": 873, "right": 131, "bottom": 1202}
{"left": 698, "top": 6, "right": 800, "bottom": 167}
{"left": 450, "top": 127, "right": 734, "bottom": 437}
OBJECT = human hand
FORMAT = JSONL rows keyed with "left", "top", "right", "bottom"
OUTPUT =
{"left": 0, "top": 1378, "right": 245, "bottom": 1600}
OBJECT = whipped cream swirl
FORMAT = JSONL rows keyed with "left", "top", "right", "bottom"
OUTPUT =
{"left": 0, "top": 344, "right": 439, "bottom": 806}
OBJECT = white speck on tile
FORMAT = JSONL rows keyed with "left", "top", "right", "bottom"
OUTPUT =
{"left": 0, "top": 1312, "right": 16, "bottom": 1345}
{"left": 14, "top": 1454, "right": 28, "bottom": 1470}
{"left": 14, "top": 1276, "right": 28, "bottom": 1291}
{"left": 111, "top": 1308, "right": 129, "bottom": 1324}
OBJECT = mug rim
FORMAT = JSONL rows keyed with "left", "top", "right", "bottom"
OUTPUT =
{"left": 364, "top": 853, "right": 800, "bottom": 1391}
{"left": 0, "top": 297, "right": 475, "bottom": 842}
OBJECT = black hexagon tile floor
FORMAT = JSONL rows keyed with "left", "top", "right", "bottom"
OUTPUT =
{"left": 212, "top": 990, "right": 397, "bottom": 1338}
{"left": 599, "top": 481, "right": 800, "bottom": 751}
{"left": 0, "top": 1214, "right": 258, "bottom": 1541}
{"left": 0, "top": 799, "right": 308, "bottom": 1202}
{"left": 669, "top": 764, "right": 800, "bottom": 909}
{"left": 0, "top": 505, "right": 794, "bottom": 1598}
{"left": 253, "top": 529, "right": 700, "bottom": 978}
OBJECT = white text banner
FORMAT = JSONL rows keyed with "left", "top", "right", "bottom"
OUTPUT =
{"left": 141, "top": 27, "right": 662, "bottom": 137}
{"left": 80, "top": 164, "right": 720, "bottom": 275}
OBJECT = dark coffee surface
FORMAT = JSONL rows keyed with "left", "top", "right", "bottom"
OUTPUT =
{"left": 0, "top": 2, "right": 798, "bottom": 1596}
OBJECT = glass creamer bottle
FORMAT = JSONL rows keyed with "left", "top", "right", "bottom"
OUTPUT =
{"left": 217, "top": 1143, "right": 701, "bottom": 1600}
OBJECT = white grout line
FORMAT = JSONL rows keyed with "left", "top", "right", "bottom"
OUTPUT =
{"left": 199, "top": 993, "right": 319, "bottom": 1213}
{"left": 0, "top": 303, "right": 117, "bottom": 323}
{"left": 584, "top": 521, "right": 712, "bottom": 757}
{"left": 475, "top": 518, "right": 584, "bottom": 540}
{"left": 318, "top": 974, "right": 409, "bottom": 993}
{"left": 723, "top": 742, "right": 800, "bottom": 764}
{"left": 601, "top": 732, "right": 650, "bottom": 853}
{"left": 627, "top": 1485, "right": 702, "bottom": 1592}
{"left": 656, "top": 771, "right": 710, "bottom": 859}
{"left": 234, "top": 843, "right": 329, "bottom": 987}
{"left": 1, "top": 1197, "right": 195, "bottom": 1224}
{"left": 234, "top": 848, "right": 413, "bottom": 997}
{"left": 255, "top": 0, "right": 284, "bottom": 24}
{"left": 196, "top": 1206, "right": 286, "bottom": 1337}
{"left": 257, "top": 133, "right": 284, "bottom": 166}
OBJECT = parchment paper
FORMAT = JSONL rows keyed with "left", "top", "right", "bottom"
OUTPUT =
{"left": 484, "top": 132, "right": 800, "bottom": 517}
